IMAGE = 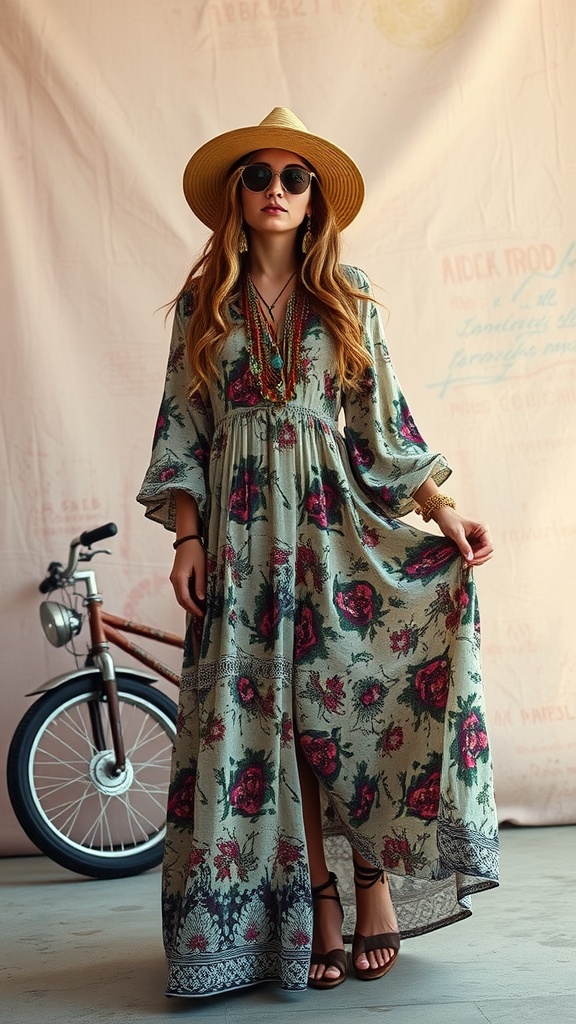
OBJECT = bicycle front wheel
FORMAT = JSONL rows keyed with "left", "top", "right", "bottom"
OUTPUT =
{"left": 7, "top": 674, "right": 177, "bottom": 878}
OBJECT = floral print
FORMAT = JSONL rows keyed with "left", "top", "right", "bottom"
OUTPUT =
{"left": 137, "top": 265, "right": 498, "bottom": 997}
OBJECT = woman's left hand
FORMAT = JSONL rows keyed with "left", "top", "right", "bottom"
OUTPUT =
{"left": 432, "top": 507, "right": 494, "bottom": 566}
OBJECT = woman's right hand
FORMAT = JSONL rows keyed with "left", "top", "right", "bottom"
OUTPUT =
{"left": 169, "top": 539, "right": 207, "bottom": 618}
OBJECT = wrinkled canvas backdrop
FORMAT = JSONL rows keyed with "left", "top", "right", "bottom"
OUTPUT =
{"left": 2, "top": 0, "right": 575, "bottom": 853}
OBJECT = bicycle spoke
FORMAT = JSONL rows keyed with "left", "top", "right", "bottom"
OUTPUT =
{"left": 18, "top": 683, "right": 176, "bottom": 863}
{"left": 122, "top": 793, "right": 164, "bottom": 839}
{"left": 131, "top": 753, "right": 173, "bottom": 769}
{"left": 34, "top": 775, "right": 90, "bottom": 796}
{"left": 77, "top": 795, "right": 104, "bottom": 850}
{"left": 123, "top": 710, "right": 167, "bottom": 760}
{"left": 124, "top": 783, "right": 167, "bottom": 815}
{"left": 48, "top": 784, "right": 96, "bottom": 836}
{"left": 52, "top": 704, "right": 101, "bottom": 746}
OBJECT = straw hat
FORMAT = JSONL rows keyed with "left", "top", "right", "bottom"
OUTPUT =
{"left": 182, "top": 107, "right": 365, "bottom": 231}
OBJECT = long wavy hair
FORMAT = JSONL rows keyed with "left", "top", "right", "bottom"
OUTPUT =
{"left": 175, "top": 162, "right": 372, "bottom": 395}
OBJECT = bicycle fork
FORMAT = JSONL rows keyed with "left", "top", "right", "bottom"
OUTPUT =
{"left": 91, "top": 645, "right": 126, "bottom": 774}
{"left": 78, "top": 569, "right": 126, "bottom": 775}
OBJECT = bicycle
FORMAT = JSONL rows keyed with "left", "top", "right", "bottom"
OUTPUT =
{"left": 6, "top": 523, "right": 184, "bottom": 879}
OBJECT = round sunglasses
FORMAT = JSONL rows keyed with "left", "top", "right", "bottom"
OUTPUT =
{"left": 240, "top": 163, "right": 316, "bottom": 195}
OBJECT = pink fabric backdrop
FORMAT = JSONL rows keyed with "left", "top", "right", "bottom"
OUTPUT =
{"left": 2, "top": 0, "right": 575, "bottom": 853}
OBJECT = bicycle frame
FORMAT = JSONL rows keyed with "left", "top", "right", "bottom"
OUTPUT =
{"left": 82, "top": 564, "right": 184, "bottom": 772}
{"left": 89, "top": 607, "right": 183, "bottom": 772}
{"left": 97, "top": 610, "right": 183, "bottom": 687}
{"left": 38, "top": 538, "right": 184, "bottom": 776}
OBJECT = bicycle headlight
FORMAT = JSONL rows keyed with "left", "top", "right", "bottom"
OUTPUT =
{"left": 40, "top": 602, "right": 83, "bottom": 648}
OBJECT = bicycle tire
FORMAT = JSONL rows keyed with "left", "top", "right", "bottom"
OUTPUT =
{"left": 7, "top": 674, "right": 177, "bottom": 879}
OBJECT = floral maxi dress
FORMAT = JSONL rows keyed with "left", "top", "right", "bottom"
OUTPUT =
{"left": 137, "top": 266, "right": 499, "bottom": 997}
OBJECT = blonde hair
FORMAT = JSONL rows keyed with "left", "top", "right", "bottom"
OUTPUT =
{"left": 175, "top": 165, "right": 372, "bottom": 394}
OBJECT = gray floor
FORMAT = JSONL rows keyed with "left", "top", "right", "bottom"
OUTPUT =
{"left": 1, "top": 825, "right": 575, "bottom": 1024}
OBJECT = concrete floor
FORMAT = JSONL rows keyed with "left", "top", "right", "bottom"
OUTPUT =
{"left": 1, "top": 825, "right": 575, "bottom": 1024}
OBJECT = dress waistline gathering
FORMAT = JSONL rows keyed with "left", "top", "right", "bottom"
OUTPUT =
{"left": 214, "top": 403, "right": 341, "bottom": 434}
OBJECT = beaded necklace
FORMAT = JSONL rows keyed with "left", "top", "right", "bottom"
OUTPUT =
{"left": 242, "top": 274, "right": 309, "bottom": 404}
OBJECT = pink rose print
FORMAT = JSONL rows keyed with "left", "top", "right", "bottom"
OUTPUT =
{"left": 280, "top": 716, "right": 293, "bottom": 747}
{"left": 323, "top": 370, "right": 337, "bottom": 401}
{"left": 295, "top": 542, "right": 325, "bottom": 592}
{"left": 237, "top": 677, "right": 256, "bottom": 705}
{"left": 352, "top": 781, "right": 376, "bottom": 821}
{"left": 300, "top": 734, "right": 338, "bottom": 779}
{"left": 378, "top": 724, "right": 404, "bottom": 757}
{"left": 229, "top": 764, "right": 266, "bottom": 817}
{"left": 271, "top": 546, "right": 290, "bottom": 567}
{"left": 294, "top": 604, "right": 318, "bottom": 661}
{"left": 305, "top": 483, "right": 339, "bottom": 529}
{"left": 382, "top": 836, "right": 415, "bottom": 875}
{"left": 188, "top": 847, "right": 206, "bottom": 872}
{"left": 406, "top": 767, "right": 441, "bottom": 821}
{"left": 345, "top": 427, "right": 375, "bottom": 474}
{"left": 228, "top": 456, "right": 266, "bottom": 525}
{"left": 459, "top": 712, "right": 489, "bottom": 769}
{"left": 446, "top": 586, "right": 470, "bottom": 631}
{"left": 414, "top": 656, "right": 450, "bottom": 711}
{"left": 390, "top": 628, "right": 412, "bottom": 655}
{"left": 202, "top": 713, "right": 226, "bottom": 747}
{"left": 403, "top": 539, "right": 458, "bottom": 580}
{"left": 229, "top": 475, "right": 260, "bottom": 523}
{"left": 360, "top": 681, "right": 382, "bottom": 706}
{"left": 228, "top": 362, "right": 261, "bottom": 406}
{"left": 362, "top": 526, "right": 381, "bottom": 548}
{"left": 274, "top": 837, "right": 302, "bottom": 870}
{"left": 167, "top": 769, "right": 196, "bottom": 823}
{"left": 323, "top": 676, "right": 345, "bottom": 713}
{"left": 334, "top": 581, "right": 374, "bottom": 627}
{"left": 277, "top": 420, "right": 297, "bottom": 449}
{"left": 214, "top": 839, "right": 241, "bottom": 881}
{"left": 257, "top": 594, "right": 280, "bottom": 640}
{"left": 397, "top": 399, "right": 425, "bottom": 445}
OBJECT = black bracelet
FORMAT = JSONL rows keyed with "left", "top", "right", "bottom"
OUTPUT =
{"left": 173, "top": 534, "right": 203, "bottom": 550}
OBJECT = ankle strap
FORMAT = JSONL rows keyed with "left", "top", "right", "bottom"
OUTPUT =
{"left": 353, "top": 861, "right": 385, "bottom": 889}
{"left": 311, "top": 871, "right": 338, "bottom": 898}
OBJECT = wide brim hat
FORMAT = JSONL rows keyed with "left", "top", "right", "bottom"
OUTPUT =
{"left": 182, "top": 106, "right": 365, "bottom": 232}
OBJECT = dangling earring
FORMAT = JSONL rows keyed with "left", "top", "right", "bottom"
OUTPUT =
{"left": 302, "top": 216, "right": 313, "bottom": 254}
{"left": 238, "top": 227, "right": 248, "bottom": 254}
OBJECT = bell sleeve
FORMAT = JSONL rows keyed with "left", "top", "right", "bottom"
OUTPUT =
{"left": 136, "top": 293, "right": 214, "bottom": 532}
{"left": 341, "top": 266, "right": 451, "bottom": 518}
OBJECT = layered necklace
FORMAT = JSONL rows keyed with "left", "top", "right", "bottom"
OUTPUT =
{"left": 249, "top": 272, "right": 295, "bottom": 327}
{"left": 242, "top": 272, "right": 309, "bottom": 404}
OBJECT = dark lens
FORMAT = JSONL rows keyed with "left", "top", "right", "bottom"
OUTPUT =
{"left": 242, "top": 165, "right": 273, "bottom": 192}
{"left": 281, "top": 168, "right": 311, "bottom": 194}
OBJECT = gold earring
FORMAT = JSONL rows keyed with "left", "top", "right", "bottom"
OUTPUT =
{"left": 238, "top": 228, "right": 248, "bottom": 254}
{"left": 302, "top": 216, "right": 313, "bottom": 254}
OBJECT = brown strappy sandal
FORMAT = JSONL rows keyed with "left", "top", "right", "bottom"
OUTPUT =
{"left": 308, "top": 871, "right": 347, "bottom": 989}
{"left": 352, "top": 861, "right": 400, "bottom": 981}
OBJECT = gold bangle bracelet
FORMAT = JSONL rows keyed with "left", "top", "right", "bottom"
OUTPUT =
{"left": 415, "top": 494, "right": 457, "bottom": 523}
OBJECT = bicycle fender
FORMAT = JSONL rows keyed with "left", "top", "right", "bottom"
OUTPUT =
{"left": 27, "top": 665, "right": 159, "bottom": 696}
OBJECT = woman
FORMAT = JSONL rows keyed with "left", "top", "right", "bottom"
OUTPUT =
{"left": 138, "top": 107, "right": 499, "bottom": 997}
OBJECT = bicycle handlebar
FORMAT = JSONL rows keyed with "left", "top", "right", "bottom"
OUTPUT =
{"left": 39, "top": 523, "right": 118, "bottom": 592}
{"left": 39, "top": 564, "right": 62, "bottom": 594}
{"left": 80, "top": 522, "right": 118, "bottom": 547}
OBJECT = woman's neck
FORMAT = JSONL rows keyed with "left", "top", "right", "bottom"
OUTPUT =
{"left": 247, "top": 232, "right": 299, "bottom": 283}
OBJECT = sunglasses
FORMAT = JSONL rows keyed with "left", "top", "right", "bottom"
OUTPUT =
{"left": 240, "top": 163, "right": 316, "bottom": 195}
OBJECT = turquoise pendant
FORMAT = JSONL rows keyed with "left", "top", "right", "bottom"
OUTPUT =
{"left": 270, "top": 352, "right": 284, "bottom": 371}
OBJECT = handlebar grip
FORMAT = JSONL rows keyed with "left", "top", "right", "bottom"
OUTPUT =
{"left": 79, "top": 522, "right": 118, "bottom": 547}
{"left": 39, "top": 561, "right": 63, "bottom": 594}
